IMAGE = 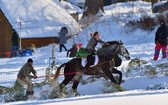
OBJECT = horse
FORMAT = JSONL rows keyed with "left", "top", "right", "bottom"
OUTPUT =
{"left": 53, "top": 40, "right": 131, "bottom": 96}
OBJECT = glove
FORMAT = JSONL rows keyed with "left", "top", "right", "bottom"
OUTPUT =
{"left": 30, "top": 75, "right": 37, "bottom": 79}
{"left": 30, "top": 75, "right": 34, "bottom": 78}
{"left": 105, "top": 43, "right": 109, "bottom": 45}
{"left": 33, "top": 75, "right": 38, "bottom": 79}
{"left": 102, "top": 43, "right": 108, "bottom": 47}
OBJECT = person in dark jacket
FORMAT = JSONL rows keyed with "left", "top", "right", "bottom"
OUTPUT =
{"left": 153, "top": 20, "right": 168, "bottom": 60}
{"left": 11, "top": 29, "right": 19, "bottom": 57}
{"left": 17, "top": 58, "right": 37, "bottom": 96}
{"left": 84, "top": 32, "right": 108, "bottom": 69}
{"left": 67, "top": 44, "right": 78, "bottom": 58}
{"left": 58, "top": 27, "right": 68, "bottom": 52}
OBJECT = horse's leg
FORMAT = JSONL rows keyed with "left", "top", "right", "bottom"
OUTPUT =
{"left": 112, "top": 68, "right": 122, "bottom": 85}
{"left": 101, "top": 64, "right": 118, "bottom": 84}
{"left": 111, "top": 68, "right": 125, "bottom": 91}
{"left": 71, "top": 73, "right": 83, "bottom": 96}
{"left": 60, "top": 74, "right": 76, "bottom": 92}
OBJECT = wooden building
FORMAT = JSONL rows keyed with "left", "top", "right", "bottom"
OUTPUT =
{"left": 0, "top": 9, "right": 13, "bottom": 58}
{"left": 21, "top": 37, "right": 59, "bottom": 49}
{"left": 0, "top": 9, "right": 60, "bottom": 58}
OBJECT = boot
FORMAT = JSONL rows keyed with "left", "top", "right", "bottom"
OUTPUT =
{"left": 30, "top": 91, "right": 34, "bottom": 95}
{"left": 26, "top": 91, "right": 31, "bottom": 96}
{"left": 59, "top": 83, "right": 65, "bottom": 92}
{"left": 83, "top": 65, "right": 89, "bottom": 73}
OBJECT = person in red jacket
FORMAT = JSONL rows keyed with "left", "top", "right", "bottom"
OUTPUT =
{"left": 153, "top": 20, "right": 168, "bottom": 60}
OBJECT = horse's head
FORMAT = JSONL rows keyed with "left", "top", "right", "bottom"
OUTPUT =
{"left": 106, "top": 40, "right": 131, "bottom": 60}
{"left": 118, "top": 42, "right": 131, "bottom": 60}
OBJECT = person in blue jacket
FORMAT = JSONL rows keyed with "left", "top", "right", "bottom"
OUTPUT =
{"left": 58, "top": 27, "right": 68, "bottom": 52}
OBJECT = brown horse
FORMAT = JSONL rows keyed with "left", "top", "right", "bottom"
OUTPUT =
{"left": 53, "top": 40, "right": 131, "bottom": 96}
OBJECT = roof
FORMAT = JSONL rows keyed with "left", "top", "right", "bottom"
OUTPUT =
{"left": 0, "top": 0, "right": 81, "bottom": 38}
{"left": 59, "top": 1, "right": 82, "bottom": 14}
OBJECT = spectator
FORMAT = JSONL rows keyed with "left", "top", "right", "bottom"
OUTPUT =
{"left": 11, "top": 29, "right": 19, "bottom": 57}
{"left": 58, "top": 27, "right": 68, "bottom": 52}
{"left": 153, "top": 20, "right": 168, "bottom": 60}
{"left": 16, "top": 58, "right": 38, "bottom": 96}
{"left": 67, "top": 44, "right": 79, "bottom": 58}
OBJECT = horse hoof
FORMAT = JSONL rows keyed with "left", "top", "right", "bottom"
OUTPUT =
{"left": 71, "top": 88, "right": 81, "bottom": 96}
{"left": 114, "top": 84, "right": 124, "bottom": 91}
{"left": 59, "top": 83, "right": 65, "bottom": 91}
{"left": 75, "top": 92, "right": 80, "bottom": 96}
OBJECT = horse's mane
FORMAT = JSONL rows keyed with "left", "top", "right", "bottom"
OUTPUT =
{"left": 97, "top": 40, "right": 123, "bottom": 58}
{"left": 101, "top": 40, "right": 123, "bottom": 48}
{"left": 106, "top": 40, "right": 123, "bottom": 45}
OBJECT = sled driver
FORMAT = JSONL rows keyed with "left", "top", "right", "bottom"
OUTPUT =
{"left": 17, "top": 58, "right": 37, "bottom": 96}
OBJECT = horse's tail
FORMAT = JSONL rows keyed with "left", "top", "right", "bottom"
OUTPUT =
{"left": 54, "top": 63, "right": 67, "bottom": 80}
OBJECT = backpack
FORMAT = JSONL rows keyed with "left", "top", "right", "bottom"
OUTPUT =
{"left": 76, "top": 48, "right": 91, "bottom": 58}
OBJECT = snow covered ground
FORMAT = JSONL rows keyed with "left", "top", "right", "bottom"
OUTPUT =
{"left": 0, "top": 1, "right": 168, "bottom": 105}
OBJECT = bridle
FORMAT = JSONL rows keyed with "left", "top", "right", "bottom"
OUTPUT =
{"left": 94, "top": 41, "right": 130, "bottom": 67}
{"left": 121, "top": 44, "right": 130, "bottom": 58}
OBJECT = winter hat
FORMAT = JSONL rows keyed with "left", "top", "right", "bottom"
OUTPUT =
{"left": 160, "top": 20, "right": 165, "bottom": 25}
{"left": 27, "top": 58, "right": 33, "bottom": 63}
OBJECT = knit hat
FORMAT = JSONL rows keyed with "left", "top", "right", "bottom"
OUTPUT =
{"left": 27, "top": 58, "right": 33, "bottom": 63}
{"left": 160, "top": 20, "right": 165, "bottom": 25}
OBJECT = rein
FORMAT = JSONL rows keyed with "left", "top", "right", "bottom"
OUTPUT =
{"left": 37, "top": 71, "right": 80, "bottom": 78}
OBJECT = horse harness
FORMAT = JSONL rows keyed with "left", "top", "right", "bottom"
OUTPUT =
{"left": 89, "top": 44, "right": 121, "bottom": 69}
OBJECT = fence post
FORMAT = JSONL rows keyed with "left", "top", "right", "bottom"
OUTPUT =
{"left": 51, "top": 43, "right": 55, "bottom": 61}
{"left": 19, "top": 22, "right": 22, "bottom": 50}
